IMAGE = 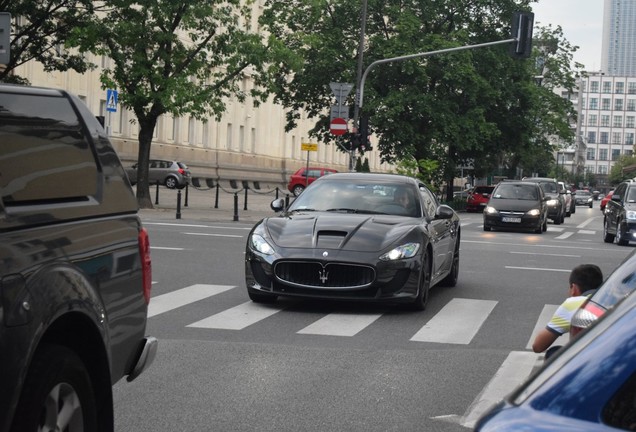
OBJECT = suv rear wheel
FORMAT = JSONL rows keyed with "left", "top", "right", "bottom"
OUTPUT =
{"left": 604, "top": 218, "right": 616, "bottom": 243}
{"left": 12, "top": 344, "right": 98, "bottom": 432}
{"left": 165, "top": 176, "right": 178, "bottom": 189}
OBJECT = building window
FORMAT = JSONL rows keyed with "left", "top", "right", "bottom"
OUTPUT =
{"left": 599, "top": 148, "right": 608, "bottom": 160}
{"left": 602, "top": 98, "right": 611, "bottom": 110}
{"left": 586, "top": 165, "right": 595, "bottom": 174}
{"left": 628, "top": 99, "right": 636, "bottom": 111}
{"left": 226, "top": 123, "right": 232, "bottom": 149}
{"left": 600, "top": 132, "right": 609, "bottom": 144}
{"left": 603, "top": 81, "right": 612, "bottom": 93}
{"left": 616, "top": 82, "right": 625, "bottom": 93}
{"left": 613, "top": 116, "right": 623, "bottom": 127}
{"left": 627, "top": 133, "right": 635, "bottom": 145}
{"left": 588, "top": 132, "right": 596, "bottom": 143}
{"left": 628, "top": 116, "right": 636, "bottom": 128}
{"left": 626, "top": 150, "right": 633, "bottom": 157}
{"left": 587, "top": 148, "right": 596, "bottom": 160}
{"left": 613, "top": 132, "right": 622, "bottom": 144}
{"left": 601, "top": 115, "right": 611, "bottom": 126}
{"left": 615, "top": 99, "right": 624, "bottom": 111}
{"left": 589, "top": 98, "right": 598, "bottom": 109}
{"left": 629, "top": 82, "right": 636, "bottom": 94}
{"left": 588, "top": 114, "right": 598, "bottom": 126}
{"left": 239, "top": 125, "right": 245, "bottom": 151}
{"left": 598, "top": 165, "right": 608, "bottom": 175}
{"left": 591, "top": 81, "right": 600, "bottom": 93}
{"left": 611, "top": 149, "right": 620, "bottom": 162}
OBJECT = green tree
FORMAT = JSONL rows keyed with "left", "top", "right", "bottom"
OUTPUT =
{"left": 71, "top": 0, "right": 292, "bottom": 208}
{"left": 609, "top": 154, "right": 636, "bottom": 184}
{"left": 260, "top": 0, "right": 581, "bottom": 199}
{"left": 0, "top": 0, "right": 97, "bottom": 83}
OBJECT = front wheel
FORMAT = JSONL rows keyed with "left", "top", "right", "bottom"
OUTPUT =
{"left": 440, "top": 240, "right": 459, "bottom": 287}
{"left": 11, "top": 344, "right": 98, "bottom": 432}
{"left": 616, "top": 221, "right": 629, "bottom": 246}
{"left": 603, "top": 218, "right": 616, "bottom": 243}
{"left": 408, "top": 250, "right": 431, "bottom": 311}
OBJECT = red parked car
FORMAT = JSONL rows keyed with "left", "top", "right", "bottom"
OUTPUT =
{"left": 287, "top": 167, "right": 338, "bottom": 196}
{"left": 600, "top": 190, "right": 614, "bottom": 212}
{"left": 466, "top": 185, "right": 495, "bottom": 212}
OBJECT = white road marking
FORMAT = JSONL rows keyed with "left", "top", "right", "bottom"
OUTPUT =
{"left": 505, "top": 266, "right": 570, "bottom": 272}
{"left": 297, "top": 313, "right": 383, "bottom": 337}
{"left": 460, "top": 351, "right": 541, "bottom": 428}
{"left": 526, "top": 304, "right": 559, "bottom": 349}
{"left": 510, "top": 251, "right": 581, "bottom": 257}
{"left": 577, "top": 217, "right": 601, "bottom": 228}
{"left": 556, "top": 231, "right": 574, "bottom": 240}
{"left": 410, "top": 298, "right": 497, "bottom": 344}
{"left": 183, "top": 232, "right": 243, "bottom": 238}
{"left": 547, "top": 227, "right": 565, "bottom": 232}
{"left": 151, "top": 246, "right": 185, "bottom": 250}
{"left": 148, "top": 284, "right": 235, "bottom": 317}
{"left": 578, "top": 230, "right": 595, "bottom": 235}
{"left": 188, "top": 301, "right": 283, "bottom": 330}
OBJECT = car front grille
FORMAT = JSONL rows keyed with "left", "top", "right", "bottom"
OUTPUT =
{"left": 499, "top": 210, "right": 526, "bottom": 217}
{"left": 274, "top": 261, "right": 375, "bottom": 288}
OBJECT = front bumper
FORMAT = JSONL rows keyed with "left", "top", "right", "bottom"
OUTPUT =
{"left": 483, "top": 213, "right": 541, "bottom": 231}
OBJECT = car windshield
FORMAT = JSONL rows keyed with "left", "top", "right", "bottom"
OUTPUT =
{"left": 540, "top": 182, "right": 557, "bottom": 193}
{"left": 492, "top": 184, "right": 538, "bottom": 200}
{"left": 288, "top": 180, "right": 421, "bottom": 217}
{"left": 577, "top": 191, "right": 591, "bottom": 196}
{"left": 592, "top": 250, "right": 636, "bottom": 309}
{"left": 627, "top": 188, "right": 636, "bottom": 203}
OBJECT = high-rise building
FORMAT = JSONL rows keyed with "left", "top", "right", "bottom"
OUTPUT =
{"left": 602, "top": 0, "right": 636, "bottom": 76}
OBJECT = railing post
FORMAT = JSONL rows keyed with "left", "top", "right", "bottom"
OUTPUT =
{"left": 184, "top": 183, "right": 189, "bottom": 207}
{"left": 176, "top": 189, "right": 182, "bottom": 219}
{"left": 155, "top": 183, "right": 159, "bottom": 205}
{"left": 214, "top": 184, "right": 219, "bottom": 208}
{"left": 244, "top": 188, "right": 248, "bottom": 211}
{"left": 285, "top": 194, "right": 289, "bottom": 208}
{"left": 233, "top": 193, "right": 239, "bottom": 221}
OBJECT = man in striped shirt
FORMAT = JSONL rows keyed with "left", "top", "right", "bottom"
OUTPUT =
{"left": 532, "top": 264, "right": 603, "bottom": 356}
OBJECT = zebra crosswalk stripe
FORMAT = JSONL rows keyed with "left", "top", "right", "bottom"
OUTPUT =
{"left": 187, "top": 301, "right": 283, "bottom": 330}
{"left": 410, "top": 298, "right": 498, "bottom": 344}
{"left": 297, "top": 312, "right": 383, "bottom": 337}
{"left": 148, "top": 284, "right": 235, "bottom": 318}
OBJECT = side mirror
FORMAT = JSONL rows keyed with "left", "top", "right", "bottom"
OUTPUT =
{"left": 271, "top": 198, "right": 286, "bottom": 212}
{"left": 435, "top": 204, "right": 455, "bottom": 220}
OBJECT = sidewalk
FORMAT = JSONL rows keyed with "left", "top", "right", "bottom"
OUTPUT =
{"left": 136, "top": 184, "right": 289, "bottom": 224}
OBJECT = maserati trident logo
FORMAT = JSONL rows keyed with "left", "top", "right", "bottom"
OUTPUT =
{"left": 318, "top": 269, "right": 329, "bottom": 284}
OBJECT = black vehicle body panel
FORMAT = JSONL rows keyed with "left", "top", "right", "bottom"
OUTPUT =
{"left": 603, "top": 179, "right": 636, "bottom": 245}
{"left": 483, "top": 181, "right": 547, "bottom": 232}
{"left": 0, "top": 84, "right": 156, "bottom": 432}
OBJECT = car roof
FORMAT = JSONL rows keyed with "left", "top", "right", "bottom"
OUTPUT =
{"left": 318, "top": 172, "right": 419, "bottom": 185}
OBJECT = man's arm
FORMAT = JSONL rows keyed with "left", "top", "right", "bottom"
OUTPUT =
{"left": 532, "top": 328, "right": 560, "bottom": 353}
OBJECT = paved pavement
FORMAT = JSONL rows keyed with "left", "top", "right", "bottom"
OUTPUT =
{"left": 137, "top": 184, "right": 289, "bottom": 224}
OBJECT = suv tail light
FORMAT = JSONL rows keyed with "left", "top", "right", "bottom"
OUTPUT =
{"left": 178, "top": 168, "right": 185, "bottom": 175}
{"left": 570, "top": 301, "right": 605, "bottom": 337}
{"left": 138, "top": 228, "right": 152, "bottom": 304}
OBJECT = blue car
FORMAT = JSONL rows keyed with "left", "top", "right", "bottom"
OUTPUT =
{"left": 475, "top": 290, "right": 636, "bottom": 431}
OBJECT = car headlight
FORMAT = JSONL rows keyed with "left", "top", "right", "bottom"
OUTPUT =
{"left": 249, "top": 234, "right": 275, "bottom": 255}
{"left": 379, "top": 242, "right": 420, "bottom": 261}
{"left": 547, "top": 199, "right": 559, "bottom": 206}
{"left": 627, "top": 211, "right": 636, "bottom": 221}
{"left": 527, "top": 209, "right": 541, "bottom": 216}
{"left": 485, "top": 206, "right": 498, "bottom": 214}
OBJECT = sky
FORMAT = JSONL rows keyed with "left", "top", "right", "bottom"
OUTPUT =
{"left": 531, "top": 0, "right": 605, "bottom": 71}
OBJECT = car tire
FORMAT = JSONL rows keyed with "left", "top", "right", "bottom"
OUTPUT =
{"left": 164, "top": 176, "right": 178, "bottom": 189}
{"left": 12, "top": 344, "right": 98, "bottom": 432}
{"left": 483, "top": 225, "right": 491, "bottom": 232}
{"left": 616, "top": 221, "right": 629, "bottom": 246}
{"left": 542, "top": 217, "right": 548, "bottom": 232}
{"left": 439, "top": 239, "right": 459, "bottom": 287}
{"left": 589, "top": 202, "right": 593, "bottom": 209}
{"left": 408, "top": 249, "right": 431, "bottom": 311}
{"left": 292, "top": 185, "right": 305, "bottom": 197}
{"left": 603, "top": 218, "right": 616, "bottom": 243}
{"left": 248, "top": 290, "right": 278, "bottom": 304}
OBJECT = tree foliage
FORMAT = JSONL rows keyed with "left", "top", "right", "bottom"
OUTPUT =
{"left": 609, "top": 154, "right": 636, "bottom": 185}
{"left": 260, "top": 0, "right": 583, "bottom": 199}
{"left": 0, "top": 0, "right": 97, "bottom": 83}
{"left": 69, "top": 0, "right": 292, "bottom": 208}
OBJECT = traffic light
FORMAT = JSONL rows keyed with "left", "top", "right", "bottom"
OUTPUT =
{"left": 356, "top": 115, "right": 373, "bottom": 153}
{"left": 510, "top": 11, "right": 534, "bottom": 59}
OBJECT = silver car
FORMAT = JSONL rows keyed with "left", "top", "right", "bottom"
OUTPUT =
{"left": 126, "top": 159, "right": 191, "bottom": 189}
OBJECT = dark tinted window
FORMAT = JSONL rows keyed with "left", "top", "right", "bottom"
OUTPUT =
{"left": 0, "top": 92, "right": 97, "bottom": 204}
{"left": 593, "top": 251, "right": 636, "bottom": 309}
{"left": 473, "top": 186, "right": 494, "bottom": 194}
{"left": 603, "top": 371, "right": 636, "bottom": 430}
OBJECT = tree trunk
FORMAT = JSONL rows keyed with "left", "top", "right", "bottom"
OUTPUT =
{"left": 135, "top": 118, "right": 159, "bottom": 209}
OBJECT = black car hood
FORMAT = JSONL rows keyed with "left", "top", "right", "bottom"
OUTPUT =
{"left": 263, "top": 213, "right": 418, "bottom": 252}
{"left": 489, "top": 198, "right": 541, "bottom": 211}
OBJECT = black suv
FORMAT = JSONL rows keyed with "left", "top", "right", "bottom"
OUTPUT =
{"left": 603, "top": 178, "right": 636, "bottom": 245}
{"left": 0, "top": 84, "right": 157, "bottom": 432}
{"left": 483, "top": 180, "right": 548, "bottom": 233}
{"left": 522, "top": 177, "right": 566, "bottom": 224}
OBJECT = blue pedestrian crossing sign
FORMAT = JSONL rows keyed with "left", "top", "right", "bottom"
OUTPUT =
{"left": 106, "top": 89, "right": 118, "bottom": 113}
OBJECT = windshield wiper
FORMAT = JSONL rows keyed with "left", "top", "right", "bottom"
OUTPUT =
{"left": 325, "top": 208, "right": 382, "bottom": 214}
{"left": 288, "top": 208, "right": 317, "bottom": 213}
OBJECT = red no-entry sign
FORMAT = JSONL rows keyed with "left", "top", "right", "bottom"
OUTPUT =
{"left": 330, "top": 117, "right": 348, "bottom": 136}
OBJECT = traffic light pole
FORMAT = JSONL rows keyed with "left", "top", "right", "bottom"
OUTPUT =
{"left": 351, "top": 0, "right": 368, "bottom": 172}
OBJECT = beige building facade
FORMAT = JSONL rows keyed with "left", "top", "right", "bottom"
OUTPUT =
{"left": 15, "top": 55, "right": 392, "bottom": 188}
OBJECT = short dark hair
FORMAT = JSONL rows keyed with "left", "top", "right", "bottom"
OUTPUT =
{"left": 569, "top": 264, "right": 603, "bottom": 293}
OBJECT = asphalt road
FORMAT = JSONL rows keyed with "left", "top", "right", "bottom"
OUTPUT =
{"left": 113, "top": 193, "right": 632, "bottom": 431}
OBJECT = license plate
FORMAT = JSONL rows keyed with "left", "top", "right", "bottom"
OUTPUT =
{"left": 502, "top": 217, "right": 521, "bottom": 223}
